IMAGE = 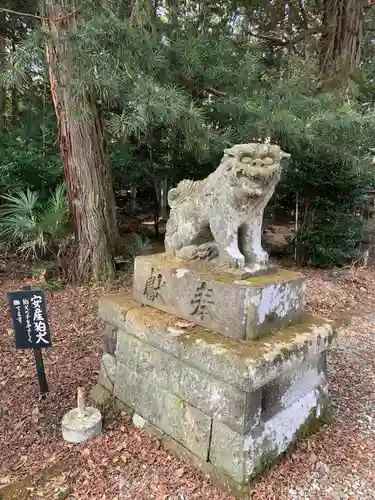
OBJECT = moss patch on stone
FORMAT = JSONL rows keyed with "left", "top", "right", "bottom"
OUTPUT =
{"left": 295, "top": 403, "right": 332, "bottom": 440}
{"left": 128, "top": 304, "right": 336, "bottom": 370}
{"left": 213, "top": 268, "right": 305, "bottom": 287}
{"left": 233, "top": 269, "right": 305, "bottom": 287}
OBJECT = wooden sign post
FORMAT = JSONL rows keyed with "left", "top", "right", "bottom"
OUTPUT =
{"left": 7, "top": 285, "right": 52, "bottom": 396}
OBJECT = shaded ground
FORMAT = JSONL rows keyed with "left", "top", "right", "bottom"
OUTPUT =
{"left": 0, "top": 265, "right": 375, "bottom": 499}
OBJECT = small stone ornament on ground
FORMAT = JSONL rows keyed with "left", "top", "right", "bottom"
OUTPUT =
{"left": 62, "top": 387, "right": 102, "bottom": 443}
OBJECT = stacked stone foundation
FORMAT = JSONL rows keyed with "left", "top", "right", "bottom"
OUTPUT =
{"left": 93, "top": 290, "right": 336, "bottom": 493}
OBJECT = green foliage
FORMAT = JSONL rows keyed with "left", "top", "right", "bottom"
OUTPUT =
{"left": 122, "top": 232, "right": 155, "bottom": 259}
{"left": 2, "top": 0, "right": 375, "bottom": 270}
{"left": 0, "top": 184, "right": 71, "bottom": 258}
{"left": 0, "top": 131, "right": 63, "bottom": 197}
{"left": 271, "top": 105, "right": 375, "bottom": 267}
{"left": 0, "top": 64, "right": 62, "bottom": 197}
{"left": 295, "top": 205, "right": 364, "bottom": 268}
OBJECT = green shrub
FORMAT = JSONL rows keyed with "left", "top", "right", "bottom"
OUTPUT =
{"left": 122, "top": 232, "right": 155, "bottom": 258}
{"left": 0, "top": 130, "right": 63, "bottom": 199}
{"left": 0, "top": 184, "right": 71, "bottom": 259}
{"left": 272, "top": 138, "right": 374, "bottom": 267}
{"left": 294, "top": 205, "right": 364, "bottom": 267}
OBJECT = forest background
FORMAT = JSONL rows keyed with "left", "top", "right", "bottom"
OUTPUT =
{"left": 2, "top": 0, "right": 375, "bottom": 280}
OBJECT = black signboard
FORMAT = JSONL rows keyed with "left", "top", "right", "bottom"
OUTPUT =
{"left": 8, "top": 289, "right": 52, "bottom": 349}
{"left": 7, "top": 286, "right": 50, "bottom": 395}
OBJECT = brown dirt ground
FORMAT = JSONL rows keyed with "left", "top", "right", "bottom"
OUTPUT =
{"left": 0, "top": 263, "right": 375, "bottom": 499}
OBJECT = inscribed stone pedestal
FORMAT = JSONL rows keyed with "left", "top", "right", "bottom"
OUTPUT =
{"left": 133, "top": 253, "right": 306, "bottom": 340}
{"left": 93, "top": 142, "right": 339, "bottom": 492}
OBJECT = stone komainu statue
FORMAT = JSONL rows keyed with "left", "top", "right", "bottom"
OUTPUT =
{"left": 165, "top": 143, "right": 290, "bottom": 272}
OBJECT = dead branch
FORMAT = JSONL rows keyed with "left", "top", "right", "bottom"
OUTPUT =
{"left": 248, "top": 26, "right": 321, "bottom": 46}
{"left": 0, "top": 7, "right": 78, "bottom": 23}
{"left": 204, "top": 86, "right": 227, "bottom": 97}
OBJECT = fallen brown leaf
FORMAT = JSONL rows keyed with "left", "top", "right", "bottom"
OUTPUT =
{"left": 173, "top": 467, "right": 185, "bottom": 479}
{"left": 174, "top": 321, "right": 195, "bottom": 329}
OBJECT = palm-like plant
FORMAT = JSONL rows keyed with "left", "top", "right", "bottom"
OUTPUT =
{"left": 0, "top": 184, "right": 71, "bottom": 259}
{"left": 123, "top": 232, "right": 155, "bottom": 258}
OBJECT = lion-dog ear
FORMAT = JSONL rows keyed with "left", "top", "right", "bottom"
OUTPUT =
{"left": 223, "top": 148, "right": 236, "bottom": 157}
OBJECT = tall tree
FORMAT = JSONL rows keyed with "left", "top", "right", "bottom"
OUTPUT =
{"left": 0, "top": 33, "right": 6, "bottom": 132}
{"left": 40, "top": 0, "right": 119, "bottom": 281}
{"left": 319, "top": 0, "right": 364, "bottom": 80}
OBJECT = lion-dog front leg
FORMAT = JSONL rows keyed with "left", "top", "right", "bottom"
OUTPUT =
{"left": 239, "top": 216, "right": 269, "bottom": 267}
{"left": 209, "top": 218, "right": 245, "bottom": 268}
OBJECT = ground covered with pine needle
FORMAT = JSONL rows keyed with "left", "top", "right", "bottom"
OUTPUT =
{"left": 0, "top": 264, "right": 375, "bottom": 499}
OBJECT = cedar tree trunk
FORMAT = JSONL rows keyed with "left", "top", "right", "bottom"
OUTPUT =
{"left": 41, "top": 0, "right": 119, "bottom": 281}
{"left": 320, "top": 0, "right": 363, "bottom": 80}
{"left": 0, "top": 36, "right": 6, "bottom": 132}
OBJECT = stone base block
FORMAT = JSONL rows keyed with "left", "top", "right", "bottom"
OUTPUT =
{"left": 95, "top": 292, "right": 337, "bottom": 487}
{"left": 209, "top": 388, "right": 329, "bottom": 483}
{"left": 133, "top": 253, "right": 306, "bottom": 340}
{"left": 98, "top": 353, "right": 116, "bottom": 391}
{"left": 129, "top": 411, "right": 250, "bottom": 498}
{"left": 114, "top": 362, "right": 212, "bottom": 460}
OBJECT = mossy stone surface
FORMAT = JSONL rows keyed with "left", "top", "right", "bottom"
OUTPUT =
{"left": 133, "top": 254, "right": 306, "bottom": 340}
{"left": 209, "top": 387, "right": 329, "bottom": 484}
{"left": 98, "top": 293, "right": 336, "bottom": 491}
{"left": 114, "top": 361, "right": 211, "bottom": 460}
{"left": 101, "top": 293, "right": 337, "bottom": 392}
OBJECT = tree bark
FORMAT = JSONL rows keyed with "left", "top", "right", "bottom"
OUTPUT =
{"left": 320, "top": 0, "right": 363, "bottom": 81}
{"left": 41, "top": 0, "right": 119, "bottom": 281}
{"left": 0, "top": 36, "right": 6, "bottom": 132}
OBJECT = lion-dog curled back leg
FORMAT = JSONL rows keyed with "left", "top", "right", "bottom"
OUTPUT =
{"left": 166, "top": 208, "right": 207, "bottom": 260}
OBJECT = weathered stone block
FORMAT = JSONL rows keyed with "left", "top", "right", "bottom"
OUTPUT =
{"left": 108, "top": 298, "right": 181, "bottom": 356}
{"left": 261, "top": 357, "right": 325, "bottom": 421}
{"left": 116, "top": 328, "right": 261, "bottom": 433}
{"left": 97, "top": 292, "right": 336, "bottom": 488}
{"left": 133, "top": 253, "right": 306, "bottom": 340}
{"left": 100, "top": 294, "right": 336, "bottom": 392}
{"left": 178, "top": 361, "right": 262, "bottom": 434}
{"left": 209, "top": 418, "right": 253, "bottom": 483}
{"left": 103, "top": 325, "right": 117, "bottom": 356}
{"left": 114, "top": 362, "right": 211, "bottom": 460}
{"left": 210, "top": 387, "right": 327, "bottom": 483}
{"left": 116, "top": 328, "right": 180, "bottom": 394}
{"left": 97, "top": 353, "right": 116, "bottom": 391}
{"left": 99, "top": 294, "right": 139, "bottom": 329}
